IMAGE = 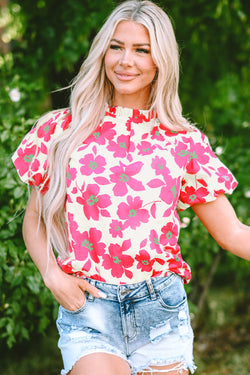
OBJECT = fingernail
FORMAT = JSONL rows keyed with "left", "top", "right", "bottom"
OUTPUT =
{"left": 98, "top": 291, "right": 107, "bottom": 299}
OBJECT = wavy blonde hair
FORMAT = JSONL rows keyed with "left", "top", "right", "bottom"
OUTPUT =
{"left": 42, "top": 0, "right": 191, "bottom": 259}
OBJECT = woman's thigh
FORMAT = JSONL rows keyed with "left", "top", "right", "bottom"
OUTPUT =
{"left": 68, "top": 352, "right": 132, "bottom": 375}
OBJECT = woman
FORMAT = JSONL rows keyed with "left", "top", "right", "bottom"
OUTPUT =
{"left": 12, "top": 1, "right": 250, "bottom": 374}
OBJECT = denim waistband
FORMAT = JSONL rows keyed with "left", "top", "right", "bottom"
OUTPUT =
{"left": 85, "top": 273, "right": 178, "bottom": 303}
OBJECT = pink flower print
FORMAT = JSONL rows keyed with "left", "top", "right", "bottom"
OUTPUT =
{"left": 73, "top": 227, "right": 106, "bottom": 263}
{"left": 152, "top": 156, "right": 170, "bottom": 178}
{"left": 216, "top": 167, "right": 234, "bottom": 190}
{"left": 77, "top": 184, "right": 112, "bottom": 220}
{"left": 102, "top": 240, "right": 134, "bottom": 279}
{"left": 171, "top": 142, "right": 189, "bottom": 168}
{"left": 159, "top": 176, "right": 181, "bottom": 209}
{"left": 135, "top": 250, "right": 155, "bottom": 272}
{"left": 37, "top": 118, "right": 56, "bottom": 142}
{"left": 85, "top": 121, "right": 116, "bottom": 145}
{"left": 149, "top": 229, "right": 162, "bottom": 254}
{"left": 66, "top": 167, "right": 77, "bottom": 188}
{"left": 160, "top": 222, "right": 178, "bottom": 246}
{"left": 80, "top": 154, "right": 106, "bottom": 176}
{"left": 14, "top": 145, "right": 39, "bottom": 177}
{"left": 107, "top": 135, "right": 135, "bottom": 158}
{"left": 180, "top": 185, "right": 209, "bottom": 205}
{"left": 137, "top": 141, "right": 156, "bottom": 156}
{"left": 186, "top": 140, "right": 209, "bottom": 174}
{"left": 110, "top": 161, "right": 144, "bottom": 197}
{"left": 109, "top": 220, "right": 123, "bottom": 238}
{"left": 117, "top": 196, "right": 150, "bottom": 230}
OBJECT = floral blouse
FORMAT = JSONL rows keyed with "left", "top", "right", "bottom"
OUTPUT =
{"left": 12, "top": 106, "right": 238, "bottom": 284}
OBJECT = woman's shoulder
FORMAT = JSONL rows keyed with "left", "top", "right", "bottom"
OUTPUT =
{"left": 35, "top": 107, "right": 72, "bottom": 132}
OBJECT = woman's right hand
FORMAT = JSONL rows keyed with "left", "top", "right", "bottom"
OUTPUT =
{"left": 43, "top": 266, "right": 106, "bottom": 311}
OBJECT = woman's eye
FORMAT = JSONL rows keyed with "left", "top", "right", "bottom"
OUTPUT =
{"left": 110, "top": 44, "right": 121, "bottom": 50}
{"left": 136, "top": 48, "right": 150, "bottom": 54}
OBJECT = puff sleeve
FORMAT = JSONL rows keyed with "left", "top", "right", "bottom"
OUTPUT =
{"left": 177, "top": 129, "right": 238, "bottom": 211}
{"left": 11, "top": 108, "right": 72, "bottom": 193}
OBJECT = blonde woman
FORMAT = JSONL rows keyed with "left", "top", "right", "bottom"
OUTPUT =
{"left": 12, "top": 1, "right": 250, "bottom": 374}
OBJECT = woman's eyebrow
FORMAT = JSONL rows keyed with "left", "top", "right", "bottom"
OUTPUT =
{"left": 110, "top": 38, "right": 150, "bottom": 47}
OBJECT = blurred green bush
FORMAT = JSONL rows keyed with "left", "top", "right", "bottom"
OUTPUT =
{"left": 0, "top": 0, "right": 249, "bottom": 348}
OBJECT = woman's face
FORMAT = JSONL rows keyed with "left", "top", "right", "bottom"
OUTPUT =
{"left": 105, "top": 20, "right": 157, "bottom": 109}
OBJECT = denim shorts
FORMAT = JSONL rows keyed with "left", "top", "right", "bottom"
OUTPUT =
{"left": 56, "top": 273, "right": 196, "bottom": 374}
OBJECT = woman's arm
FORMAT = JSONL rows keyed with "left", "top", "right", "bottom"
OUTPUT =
{"left": 23, "top": 188, "right": 104, "bottom": 310}
{"left": 192, "top": 194, "right": 250, "bottom": 261}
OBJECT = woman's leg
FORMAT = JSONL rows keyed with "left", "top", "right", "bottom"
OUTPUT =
{"left": 69, "top": 352, "right": 132, "bottom": 375}
{"left": 137, "top": 362, "right": 189, "bottom": 374}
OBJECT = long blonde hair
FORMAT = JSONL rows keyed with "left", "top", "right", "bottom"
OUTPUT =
{"left": 42, "top": 0, "right": 191, "bottom": 259}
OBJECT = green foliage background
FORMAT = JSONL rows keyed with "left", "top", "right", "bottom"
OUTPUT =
{"left": 0, "top": 0, "right": 249, "bottom": 349}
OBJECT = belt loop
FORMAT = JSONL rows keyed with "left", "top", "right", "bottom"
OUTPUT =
{"left": 146, "top": 279, "right": 157, "bottom": 300}
{"left": 87, "top": 278, "right": 95, "bottom": 301}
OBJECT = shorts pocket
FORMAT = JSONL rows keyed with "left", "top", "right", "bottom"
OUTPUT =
{"left": 60, "top": 295, "right": 88, "bottom": 314}
{"left": 157, "top": 275, "right": 187, "bottom": 310}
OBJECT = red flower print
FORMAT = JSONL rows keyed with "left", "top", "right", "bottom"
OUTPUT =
{"left": 32, "top": 172, "right": 49, "bottom": 193}
{"left": 77, "top": 184, "right": 112, "bottom": 220}
{"left": 180, "top": 185, "right": 209, "bottom": 205}
{"left": 186, "top": 139, "right": 209, "bottom": 174}
{"left": 37, "top": 118, "right": 56, "bottom": 142}
{"left": 66, "top": 167, "right": 77, "bottom": 188}
{"left": 171, "top": 142, "right": 189, "bottom": 168}
{"left": 125, "top": 109, "right": 153, "bottom": 130}
{"left": 80, "top": 154, "right": 106, "bottom": 176}
{"left": 14, "top": 145, "right": 39, "bottom": 177}
{"left": 107, "top": 135, "right": 135, "bottom": 158}
{"left": 73, "top": 227, "right": 106, "bottom": 263}
{"left": 160, "top": 124, "right": 187, "bottom": 137}
{"left": 135, "top": 250, "right": 154, "bottom": 272}
{"left": 102, "top": 240, "right": 134, "bottom": 279}
{"left": 61, "top": 113, "right": 72, "bottom": 130}
{"left": 117, "top": 196, "right": 150, "bottom": 229}
{"left": 137, "top": 141, "right": 156, "bottom": 155}
{"left": 109, "top": 220, "right": 123, "bottom": 238}
{"left": 110, "top": 161, "right": 144, "bottom": 196}
{"left": 85, "top": 121, "right": 116, "bottom": 145}
{"left": 160, "top": 222, "right": 179, "bottom": 246}
{"left": 151, "top": 127, "right": 164, "bottom": 141}
{"left": 216, "top": 167, "right": 234, "bottom": 190}
{"left": 149, "top": 229, "right": 162, "bottom": 253}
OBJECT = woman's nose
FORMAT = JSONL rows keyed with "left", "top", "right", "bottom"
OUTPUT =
{"left": 119, "top": 49, "right": 134, "bottom": 66}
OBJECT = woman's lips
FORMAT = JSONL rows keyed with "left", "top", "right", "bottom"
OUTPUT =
{"left": 115, "top": 72, "right": 138, "bottom": 80}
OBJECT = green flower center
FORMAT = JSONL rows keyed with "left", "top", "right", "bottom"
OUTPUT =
{"left": 82, "top": 239, "right": 93, "bottom": 251}
{"left": 89, "top": 161, "right": 98, "bottom": 170}
{"left": 113, "top": 256, "right": 121, "bottom": 264}
{"left": 86, "top": 195, "right": 99, "bottom": 206}
{"left": 129, "top": 209, "right": 137, "bottom": 217}
{"left": 189, "top": 194, "right": 196, "bottom": 202}
{"left": 166, "top": 230, "right": 173, "bottom": 240}
{"left": 24, "top": 154, "right": 34, "bottom": 163}
{"left": 120, "top": 173, "right": 129, "bottom": 182}
{"left": 93, "top": 132, "right": 100, "bottom": 139}
{"left": 119, "top": 142, "right": 127, "bottom": 148}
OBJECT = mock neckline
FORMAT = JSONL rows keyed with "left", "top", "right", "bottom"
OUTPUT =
{"left": 105, "top": 105, "right": 155, "bottom": 121}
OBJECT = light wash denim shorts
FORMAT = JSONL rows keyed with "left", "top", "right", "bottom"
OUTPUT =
{"left": 56, "top": 273, "right": 196, "bottom": 374}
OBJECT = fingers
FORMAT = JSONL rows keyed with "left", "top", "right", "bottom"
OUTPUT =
{"left": 79, "top": 278, "right": 107, "bottom": 299}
